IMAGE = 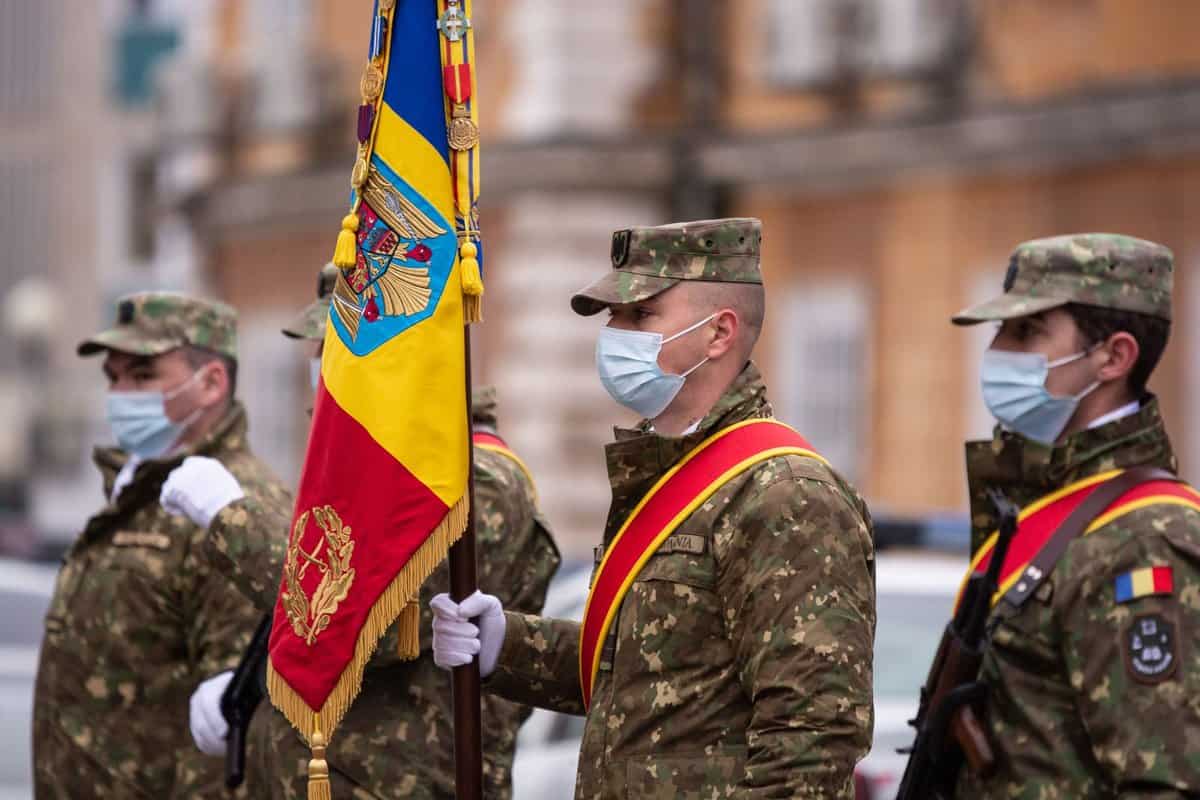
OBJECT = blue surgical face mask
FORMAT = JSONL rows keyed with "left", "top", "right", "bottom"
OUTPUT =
{"left": 980, "top": 348, "right": 1100, "bottom": 446}
{"left": 595, "top": 314, "right": 714, "bottom": 419}
{"left": 106, "top": 371, "right": 205, "bottom": 459}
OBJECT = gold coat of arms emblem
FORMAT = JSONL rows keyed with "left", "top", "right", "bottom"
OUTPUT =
{"left": 281, "top": 505, "right": 357, "bottom": 646}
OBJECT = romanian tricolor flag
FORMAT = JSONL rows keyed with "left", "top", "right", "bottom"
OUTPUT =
{"left": 1115, "top": 566, "right": 1174, "bottom": 603}
{"left": 266, "top": 0, "right": 483, "bottom": 795}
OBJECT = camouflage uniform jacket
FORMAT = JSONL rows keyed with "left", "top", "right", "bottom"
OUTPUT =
{"left": 488, "top": 363, "right": 876, "bottom": 799}
{"left": 32, "top": 403, "right": 292, "bottom": 799}
{"left": 210, "top": 391, "right": 562, "bottom": 800}
{"left": 957, "top": 396, "right": 1200, "bottom": 798}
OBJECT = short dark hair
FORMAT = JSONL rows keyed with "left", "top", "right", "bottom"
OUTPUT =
{"left": 687, "top": 281, "right": 766, "bottom": 362}
{"left": 183, "top": 345, "right": 238, "bottom": 400}
{"left": 1063, "top": 303, "right": 1170, "bottom": 395}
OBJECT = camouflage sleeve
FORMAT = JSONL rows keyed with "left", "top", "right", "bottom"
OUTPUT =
{"left": 172, "top": 524, "right": 265, "bottom": 797}
{"left": 487, "top": 611, "right": 586, "bottom": 716}
{"left": 206, "top": 494, "right": 292, "bottom": 612}
{"left": 717, "top": 464, "right": 875, "bottom": 798}
{"left": 1058, "top": 512, "right": 1200, "bottom": 796}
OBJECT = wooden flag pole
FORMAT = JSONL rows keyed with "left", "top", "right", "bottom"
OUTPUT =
{"left": 449, "top": 324, "right": 483, "bottom": 800}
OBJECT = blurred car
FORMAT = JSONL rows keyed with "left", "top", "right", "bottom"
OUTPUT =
{"left": 512, "top": 550, "right": 965, "bottom": 800}
{"left": 511, "top": 563, "right": 590, "bottom": 800}
{"left": 855, "top": 551, "right": 962, "bottom": 800}
{"left": 0, "top": 557, "right": 58, "bottom": 800}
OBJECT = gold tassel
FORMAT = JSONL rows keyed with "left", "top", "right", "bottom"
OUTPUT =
{"left": 396, "top": 601, "right": 421, "bottom": 661}
{"left": 333, "top": 214, "right": 360, "bottom": 269}
{"left": 307, "top": 730, "right": 332, "bottom": 800}
{"left": 459, "top": 240, "right": 483, "bottom": 323}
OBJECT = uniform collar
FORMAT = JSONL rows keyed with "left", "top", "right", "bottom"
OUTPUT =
{"left": 1086, "top": 399, "right": 1140, "bottom": 431}
{"left": 603, "top": 361, "right": 771, "bottom": 502}
{"left": 94, "top": 402, "right": 251, "bottom": 501}
{"left": 964, "top": 394, "right": 1177, "bottom": 548}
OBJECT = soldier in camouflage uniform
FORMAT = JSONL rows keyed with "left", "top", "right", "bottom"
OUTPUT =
{"left": 432, "top": 218, "right": 877, "bottom": 798}
{"left": 179, "top": 264, "right": 562, "bottom": 799}
{"left": 32, "top": 292, "right": 292, "bottom": 799}
{"left": 951, "top": 233, "right": 1200, "bottom": 797}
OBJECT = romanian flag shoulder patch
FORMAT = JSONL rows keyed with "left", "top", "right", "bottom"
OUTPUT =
{"left": 1114, "top": 566, "right": 1174, "bottom": 603}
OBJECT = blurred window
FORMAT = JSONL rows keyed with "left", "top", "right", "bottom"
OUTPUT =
{"left": 766, "top": 0, "right": 963, "bottom": 86}
{"left": 243, "top": 0, "right": 315, "bottom": 131}
{"left": 774, "top": 282, "right": 870, "bottom": 484}
{"left": 765, "top": 0, "right": 843, "bottom": 86}
{"left": 0, "top": 0, "right": 58, "bottom": 117}
{"left": 0, "top": 157, "right": 53, "bottom": 373}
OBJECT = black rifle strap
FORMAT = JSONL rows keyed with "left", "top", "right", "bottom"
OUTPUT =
{"left": 1000, "top": 466, "right": 1179, "bottom": 611}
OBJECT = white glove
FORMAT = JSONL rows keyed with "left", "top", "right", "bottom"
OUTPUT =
{"left": 189, "top": 670, "right": 233, "bottom": 757}
{"left": 431, "top": 590, "right": 506, "bottom": 678}
{"left": 160, "top": 456, "right": 245, "bottom": 528}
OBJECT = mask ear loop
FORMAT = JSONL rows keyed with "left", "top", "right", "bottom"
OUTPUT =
{"left": 680, "top": 357, "right": 709, "bottom": 378}
{"left": 665, "top": 313, "right": 719, "bottom": 378}
{"left": 1045, "top": 340, "right": 1105, "bottom": 370}
{"left": 163, "top": 367, "right": 208, "bottom": 402}
{"left": 1074, "top": 341, "right": 1109, "bottom": 401}
{"left": 1047, "top": 341, "right": 1105, "bottom": 400}
{"left": 164, "top": 367, "right": 214, "bottom": 442}
{"left": 662, "top": 313, "right": 717, "bottom": 345}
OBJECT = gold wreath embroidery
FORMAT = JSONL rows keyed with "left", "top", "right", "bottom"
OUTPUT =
{"left": 282, "top": 505, "right": 357, "bottom": 646}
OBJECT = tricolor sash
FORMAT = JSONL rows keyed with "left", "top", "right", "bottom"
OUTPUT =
{"left": 472, "top": 431, "right": 537, "bottom": 500}
{"left": 579, "top": 418, "right": 827, "bottom": 708}
{"left": 958, "top": 469, "right": 1200, "bottom": 611}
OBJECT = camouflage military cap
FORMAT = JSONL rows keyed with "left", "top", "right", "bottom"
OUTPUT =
{"left": 570, "top": 218, "right": 763, "bottom": 316}
{"left": 953, "top": 233, "right": 1173, "bottom": 326}
{"left": 77, "top": 291, "right": 238, "bottom": 360}
{"left": 282, "top": 263, "right": 337, "bottom": 341}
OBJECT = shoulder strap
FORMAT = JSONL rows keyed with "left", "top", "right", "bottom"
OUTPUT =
{"left": 1001, "top": 466, "right": 1178, "bottom": 610}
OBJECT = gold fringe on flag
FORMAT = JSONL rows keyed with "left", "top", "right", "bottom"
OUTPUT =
{"left": 268, "top": 496, "right": 469, "bottom": 794}
{"left": 396, "top": 601, "right": 421, "bottom": 660}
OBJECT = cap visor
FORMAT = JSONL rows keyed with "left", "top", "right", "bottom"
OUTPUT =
{"left": 76, "top": 329, "right": 181, "bottom": 357}
{"left": 569, "top": 272, "right": 680, "bottom": 316}
{"left": 280, "top": 316, "right": 314, "bottom": 340}
{"left": 951, "top": 294, "right": 1070, "bottom": 326}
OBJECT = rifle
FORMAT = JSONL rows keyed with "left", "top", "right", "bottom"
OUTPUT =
{"left": 895, "top": 489, "right": 1019, "bottom": 800}
{"left": 220, "top": 614, "right": 271, "bottom": 789}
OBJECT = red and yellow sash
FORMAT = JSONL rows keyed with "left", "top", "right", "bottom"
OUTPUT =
{"left": 958, "top": 469, "right": 1200, "bottom": 611}
{"left": 472, "top": 431, "right": 537, "bottom": 499}
{"left": 579, "top": 419, "right": 826, "bottom": 708}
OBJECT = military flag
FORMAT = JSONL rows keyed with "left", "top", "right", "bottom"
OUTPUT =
{"left": 266, "top": 0, "right": 484, "bottom": 797}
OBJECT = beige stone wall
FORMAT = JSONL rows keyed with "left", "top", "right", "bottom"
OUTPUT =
{"left": 744, "top": 155, "right": 1200, "bottom": 513}
{"left": 195, "top": 0, "right": 1200, "bottom": 548}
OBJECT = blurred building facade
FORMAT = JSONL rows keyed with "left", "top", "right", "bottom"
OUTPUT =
{"left": 11, "top": 0, "right": 1200, "bottom": 558}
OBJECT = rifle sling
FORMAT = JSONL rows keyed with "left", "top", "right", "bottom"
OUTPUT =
{"left": 1000, "top": 466, "right": 1178, "bottom": 611}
